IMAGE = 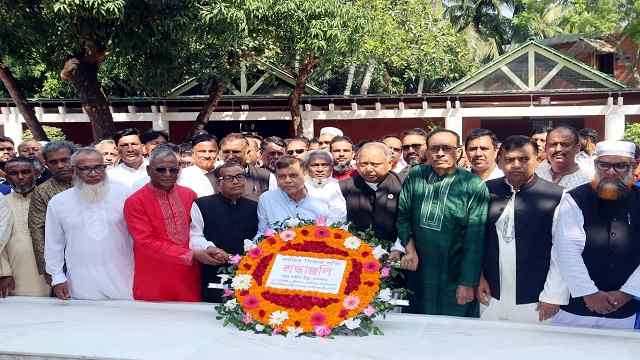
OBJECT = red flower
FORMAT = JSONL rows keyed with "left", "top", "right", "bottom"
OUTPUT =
{"left": 243, "top": 264, "right": 252, "bottom": 270}
{"left": 314, "top": 227, "right": 330, "bottom": 238}
{"left": 333, "top": 232, "right": 343, "bottom": 239}
{"left": 339, "top": 309, "right": 348, "bottom": 318}
{"left": 301, "top": 229, "right": 310, "bottom": 236}
{"left": 259, "top": 310, "right": 266, "bottom": 317}
{"left": 242, "top": 295, "right": 260, "bottom": 309}
{"left": 249, "top": 247, "right": 262, "bottom": 258}
{"left": 310, "top": 312, "right": 326, "bottom": 326}
{"left": 363, "top": 261, "right": 380, "bottom": 273}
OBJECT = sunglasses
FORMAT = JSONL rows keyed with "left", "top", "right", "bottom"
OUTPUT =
{"left": 595, "top": 161, "right": 632, "bottom": 173}
{"left": 287, "top": 149, "right": 306, "bottom": 155}
{"left": 154, "top": 167, "right": 180, "bottom": 175}
{"left": 218, "top": 174, "right": 247, "bottom": 182}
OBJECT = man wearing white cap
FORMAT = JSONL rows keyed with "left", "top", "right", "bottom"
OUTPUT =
{"left": 552, "top": 140, "right": 640, "bottom": 329}
{"left": 318, "top": 127, "right": 343, "bottom": 151}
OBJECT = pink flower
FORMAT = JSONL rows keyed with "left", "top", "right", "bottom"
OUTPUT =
{"left": 242, "top": 312, "right": 253, "bottom": 325}
{"left": 264, "top": 227, "right": 275, "bottom": 237}
{"left": 279, "top": 230, "right": 296, "bottom": 242}
{"left": 364, "top": 261, "right": 380, "bottom": 273}
{"left": 229, "top": 255, "right": 242, "bottom": 265}
{"left": 380, "top": 267, "right": 391, "bottom": 278}
{"left": 314, "top": 325, "right": 331, "bottom": 337}
{"left": 248, "top": 247, "right": 262, "bottom": 258}
{"left": 363, "top": 306, "right": 376, "bottom": 317}
{"left": 315, "top": 216, "right": 327, "bottom": 226}
{"left": 223, "top": 287, "right": 234, "bottom": 297}
{"left": 342, "top": 295, "right": 360, "bottom": 310}
{"left": 310, "top": 312, "right": 327, "bottom": 326}
{"left": 272, "top": 328, "right": 280, "bottom": 336}
{"left": 314, "top": 227, "right": 330, "bottom": 238}
{"left": 242, "top": 295, "right": 260, "bottom": 309}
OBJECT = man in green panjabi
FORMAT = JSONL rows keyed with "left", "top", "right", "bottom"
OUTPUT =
{"left": 394, "top": 128, "right": 489, "bottom": 317}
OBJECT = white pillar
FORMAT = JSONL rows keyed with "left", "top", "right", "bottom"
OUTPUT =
{"left": 604, "top": 111, "right": 625, "bottom": 140}
{"left": 2, "top": 107, "right": 23, "bottom": 144}
{"left": 301, "top": 113, "right": 314, "bottom": 139}
{"left": 152, "top": 105, "right": 170, "bottom": 134}
{"left": 445, "top": 101, "right": 463, "bottom": 139}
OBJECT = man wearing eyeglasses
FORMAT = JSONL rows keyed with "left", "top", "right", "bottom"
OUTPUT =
{"left": 285, "top": 137, "right": 309, "bottom": 160}
{"left": 396, "top": 128, "right": 489, "bottom": 317}
{"left": 398, "top": 128, "right": 428, "bottom": 182}
{"left": 552, "top": 140, "right": 640, "bottom": 329}
{"left": 124, "top": 145, "right": 222, "bottom": 302}
{"left": 192, "top": 159, "right": 259, "bottom": 302}
{"left": 382, "top": 135, "right": 407, "bottom": 174}
{"left": 45, "top": 148, "right": 133, "bottom": 300}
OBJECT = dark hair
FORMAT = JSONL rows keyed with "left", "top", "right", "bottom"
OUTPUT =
{"left": 0, "top": 136, "right": 15, "bottom": 145}
{"left": 4, "top": 156, "right": 36, "bottom": 169}
{"left": 381, "top": 134, "right": 401, "bottom": 142}
{"left": 498, "top": 135, "right": 538, "bottom": 157}
{"left": 178, "top": 142, "right": 193, "bottom": 153}
{"left": 578, "top": 128, "right": 598, "bottom": 142}
{"left": 213, "top": 159, "right": 245, "bottom": 178}
{"left": 43, "top": 140, "right": 77, "bottom": 161}
{"left": 400, "top": 128, "right": 428, "bottom": 139}
{"left": 286, "top": 137, "right": 310, "bottom": 147}
{"left": 241, "top": 132, "right": 263, "bottom": 142}
{"left": 427, "top": 128, "right": 460, "bottom": 146}
{"left": 191, "top": 133, "right": 218, "bottom": 147}
{"left": 329, "top": 136, "right": 353, "bottom": 151}
{"left": 309, "top": 138, "right": 319, "bottom": 145}
{"left": 141, "top": 130, "right": 169, "bottom": 144}
{"left": 549, "top": 125, "right": 579, "bottom": 145}
{"left": 530, "top": 126, "right": 552, "bottom": 137}
{"left": 261, "top": 136, "right": 286, "bottom": 151}
{"left": 464, "top": 128, "right": 498, "bottom": 150}
{"left": 274, "top": 155, "right": 302, "bottom": 170}
{"left": 113, "top": 128, "right": 141, "bottom": 145}
{"left": 220, "top": 133, "right": 249, "bottom": 148}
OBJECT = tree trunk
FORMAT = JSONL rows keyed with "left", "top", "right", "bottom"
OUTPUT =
{"left": 289, "top": 54, "right": 317, "bottom": 136}
{"left": 417, "top": 77, "right": 425, "bottom": 94}
{"left": 0, "top": 61, "right": 49, "bottom": 141}
{"left": 343, "top": 63, "right": 356, "bottom": 95}
{"left": 360, "top": 58, "right": 376, "bottom": 95}
{"left": 60, "top": 55, "right": 114, "bottom": 141}
{"left": 192, "top": 80, "right": 225, "bottom": 139}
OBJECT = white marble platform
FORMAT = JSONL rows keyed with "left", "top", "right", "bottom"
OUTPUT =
{"left": 0, "top": 297, "right": 638, "bottom": 360}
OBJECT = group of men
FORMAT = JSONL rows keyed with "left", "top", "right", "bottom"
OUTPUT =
{"left": 0, "top": 123, "right": 638, "bottom": 331}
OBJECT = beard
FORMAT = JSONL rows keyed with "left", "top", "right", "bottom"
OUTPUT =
{"left": 73, "top": 175, "right": 109, "bottom": 203}
{"left": 333, "top": 163, "right": 350, "bottom": 173}
{"left": 591, "top": 173, "right": 634, "bottom": 200}
{"left": 13, "top": 182, "right": 36, "bottom": 194}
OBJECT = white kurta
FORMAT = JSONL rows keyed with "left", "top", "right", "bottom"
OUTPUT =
{"left": 255, "top": 186, "right": 343, "bottom": 238}
{"left": 481, "top": 184, "right": 568, "bottom": 323}
{"left": 551, "top": 192, "right": 639, "bottom": 329}
{"left": 535, "top": 161, "right": 592, "bottom": 190}
{"left": 44, "top": 181, "right": 134, "bottom": 300}
{"left": 107, "top": 160, "right": 149, "bottom": 189}
{"left": 575, "top": 152, "right": 596, "bottom": 179}
{"left": 0, "top": 193, "right": 50, "bottom": 296}
{"left": 305, "top": 178, "right": 347, "bottom": 222}
{"left": 177, "top": 165, "right": 214, "bottom": 198}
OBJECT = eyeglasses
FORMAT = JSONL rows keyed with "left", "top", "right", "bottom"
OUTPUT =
{"left": 595, "top": 161, "right": 632, "bottom": 173}
{"left": 287, "top": 149, "right": 306, "bottom": 155}
{"left": 402, "top": 143, "right": 425, "bottom": 151}
{"left": 428, "top": 145, "right": 458, "bottom": 153}
{"left": 154, "top": 167, "right": 179, "bottom": 175}
{"left": 218, "top": 174, "right": 246, "bottom": 182}
{"left": 76, "top": 165, "right": 107, "bottom": 174}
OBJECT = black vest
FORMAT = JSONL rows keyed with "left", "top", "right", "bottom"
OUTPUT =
{"left": 339, "top": 172, "right": 402, "bottom": 243}
{"left": 195, "top": 194, "right": 258, "bottom": 302}
{"left": 561, "top": 185, "right": 640, "bottom": 318}
{"left": 483, "top": 175, "right": 564, "bottom": 304}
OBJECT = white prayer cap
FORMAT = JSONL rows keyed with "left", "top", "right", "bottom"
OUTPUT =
{"left": 319, "top": 127, "right": 343, "bottom": 137}
{"left": 595, "top": 140, "right": 636, "bottom": 158}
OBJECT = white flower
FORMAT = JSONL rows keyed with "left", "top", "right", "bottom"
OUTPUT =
{"left": 217, "top": 274, "right": 230, "bottom": 284}
{"left": 341, "top": 318, "right": 361, "bottom": 330}
{"left": 372, "top": 245, "right": 388, "bottom": 260}
{"left": 285, "top": 218, "right": 300, "bottom": 228}
{"left": 268, "top": 310, "right": 289, "bottom": 326}
{"left": 255, "top": 324, "right": 265, "bottom": 332}
{"left": 224, "top": 299, "right": 238, "bottom": 310}
{"left": 243, "top": 239, "right": 257, "bottom": 252}
{"left": 377, "top": 288, "right": 392, "bottom": 302}
{"left": 231, "top": 274, "right": 252, "bottom": 290}
{"left": 286, "top": 326, "right": 304, "bottom": 338}
{"left": 343, "top": 236, "right": 361, "bottom": 250}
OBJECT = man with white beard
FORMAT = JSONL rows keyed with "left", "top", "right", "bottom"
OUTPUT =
{"left": 45, "top": 148, "right": 134, "bottom": 300}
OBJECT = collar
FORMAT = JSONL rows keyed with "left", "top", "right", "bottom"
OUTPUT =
{"left": 504, "top": 174, "right": 538, "bottom": 193}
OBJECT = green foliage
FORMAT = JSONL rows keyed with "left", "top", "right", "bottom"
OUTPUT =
{"left": 23, "top": 125, "right": 66, "bottom": 141}
{"left": 624, "top": 122, "right": 640, "bottom": 144}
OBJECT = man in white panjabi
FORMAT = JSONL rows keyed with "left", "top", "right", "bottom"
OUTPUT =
{"left": 535, "top": 126, "right": 591, "bottom": 190}
{"left": 177, "top": 133, "right": 218, "bottom": 197}
{"left": 552, "top": 140, "right": 640, "bottom": 329}
{"left": 107, "top": 128, "right": 148, "bottom": 189}
{"left": 303, "top": 150, "right": 347, "bottom": 221}
{"left": 478, "top": 135, "right": 567, "bottom": 323}
{"left": 0, "top": 158, "right": 50, "bottom": 297}
{"left": 45, "top": 148, "right": 134, "bottom": 300}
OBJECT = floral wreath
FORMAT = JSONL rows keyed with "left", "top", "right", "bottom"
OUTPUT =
{"left": 215, "top": 217, "right": 407, "bottom": 337}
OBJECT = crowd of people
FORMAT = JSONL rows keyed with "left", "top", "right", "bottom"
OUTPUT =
{"left": 0, "top": 124, "right": 638, "bottom": 331}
